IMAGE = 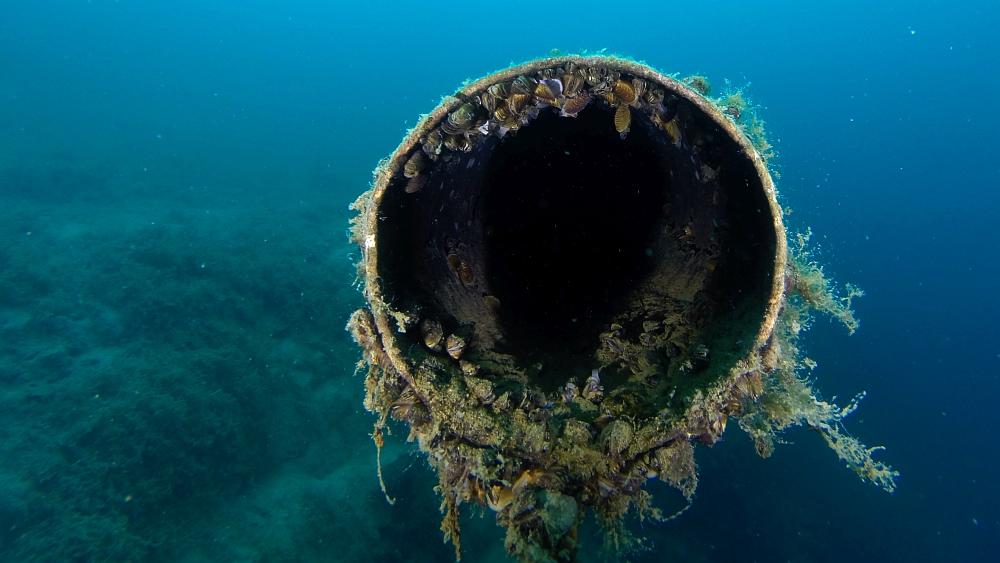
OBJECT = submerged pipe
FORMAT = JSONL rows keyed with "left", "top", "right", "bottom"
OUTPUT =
{"left": 348, "top": 55, "right": 895, "bottom": 562}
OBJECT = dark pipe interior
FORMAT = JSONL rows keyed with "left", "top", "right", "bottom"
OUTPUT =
{"left": 375, "top": 88, "right": 776, "bottom": 390}
{"left": 483, "top": 107, "right": 666, "bottom": 356}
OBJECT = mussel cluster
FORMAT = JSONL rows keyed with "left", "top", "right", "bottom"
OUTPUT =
{"left": 402, "top": 62, "right": 690, "bottom": 194}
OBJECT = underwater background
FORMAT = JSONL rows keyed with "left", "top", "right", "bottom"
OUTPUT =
{"left": 1, "top": 0, "right": 997, "bottom": 561}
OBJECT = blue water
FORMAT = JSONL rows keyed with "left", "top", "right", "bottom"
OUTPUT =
{"left": 1, "top": 1, "right": 997, "bottom": 561}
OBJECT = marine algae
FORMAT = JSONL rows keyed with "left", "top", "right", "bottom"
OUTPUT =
{"left": 348, "top": 54, "right": 898, "bottom": 563}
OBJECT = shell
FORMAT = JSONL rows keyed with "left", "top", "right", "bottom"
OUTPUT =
{"left": 493, "top": 104, "right": 512, "bottom": 122}
{"left": 446, "top": 253, "right": 461, "bottom": 272}
{"left": 593, "top": 412, "right": 615, "bottom": 429}
{"left": 643, "top": 87, "right": 665, "bottom": 105}
{"left": 560, "top": 91, "right": 590, "bottom": 117}
{"left": 596, "top": 475, "right": 618, "bottom": 498}
{"left": 440, "top": 120, "right": 461, "bottom": 135}
{"left": 614, "top": 105, "right": 631, "bottom": 134}
{"left": 588, "top": 69, "right": 619, "bottom": 95}
{"left": 488, "top": 81, "right": 511, "bottom": 99}
{"left": 561, "top": 419, "right": 592, "bottom": 446}
{"left": 421, "top": 128, "right": 443, "bottom": 158}
{"left": 482, "top": 294, "right": 501, "bottom": 310}
{"left": 590, "top": 80, "right": 613, "bottom": 96}
{"left": 538, "top": 68, "right": 559, "bottom": 80}
{"left": 601, "top": 419, "right": 634, "bottom": 455}
{"left": 561, "top": 73, "right": 584, "bottom": 97}
{"left": 561, "top": 381, "right": 578, "bottom": 403}
{"left": 534, "top": 82, "right": 555, "bottom": 101}
{"left": 449, "top": 103, "right": 478, "bottom": 129}
{"left": 755, "top": 437, "right": 774, "bottom": 458}
{"left": 506, "top": 93, "right": 531, "bottom": 116}
{"left": 584, "top": 67, "right": 605, "bottom": 85}
{"left": 465, "top": 128, "right": 484, "bottom": 147}
{"left": 650, "top": 109, "right": 668, "bottom": 130}
{"left": 492, "top": 391, "right": 512, "bottom": 412}
{"left": 405, "top": 174, "right": 426, "bottom": 194}
{"left": 735, "top": 371, "right": 763, "bottom": 400}
{"left": 389, "top": 401, "right": 412, "bottom": 421}
{"left": 664, "top": 119, "right": 682, "bottom": 146}
{"left": 421, "top": 319, "right": 444, "bottom": 351}
{"left": 500, "top": 119, "right": 524, "bottom": 132}
{"left": 487, "top": 485, "right": 514, "bottom": 512}
{"left": 465, "top": 376, "right": 495, "bottom": 405}
{"left": 403, "top": 151, "right": 426, "bottom": 179}
{"left": 459, "top": 360, "right": 479, "bottom": 376}
{"left": 535, "top": 78, "right": 562, "bottom": 101}
{"left": 443, "top": 134, "right": 472, "bottom": 153}
{"left": 612, "top": 80, "right": 637, "bottom": 106}
{"left": 631, "top": 78, "right": 647, "bottom": 101}
{"left": 458, "top": 260, "right": 474, "bottom": 283}
{"left": 582, "top": 370, "right": 604, "bottom": 402}
{"left": 445, "top": 334, "right": 466, "bottom": 359}
{"left": 710, "top": 412, "right": 728, "bottom": 435}
{"left": 441, "top": 103, "right": 478, "bottom": 135}
{"left": 511, "top": 75, "right": 535, "bottom": 95}
{"left": 447, "top": 253, "right": 474, "bottom": 284}
{"left": 700, "top": 163, "right": 718, "bottom": 182}
{"left": 602, "top": 335, "right": 624, "bottom": 356}
{"left": 390, "top": 386, "right": 418, "bottom": 421}
{"left": 725, "top": 391, "right": 742, "bottom": 414}
{"left": 479, "top": 91, "right": 497, "bottom": 113}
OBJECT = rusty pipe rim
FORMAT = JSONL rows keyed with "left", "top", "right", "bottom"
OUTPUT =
{"left": 356, "top": 55, "right": 786, "bottom": 388}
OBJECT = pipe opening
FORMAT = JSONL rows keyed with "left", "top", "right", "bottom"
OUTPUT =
{"left": 374, "top": 64, "right": 778, "bottom": 400}
{"left": 483, "top": 106, "right": 667, "bottom": 364}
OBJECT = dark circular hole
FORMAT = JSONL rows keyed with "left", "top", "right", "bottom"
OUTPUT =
{"left": 483, "top": 106, "right": 667, "bottom": 358}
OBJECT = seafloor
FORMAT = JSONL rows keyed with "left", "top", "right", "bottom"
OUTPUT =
{"left": 0, "top": 112, "right": 936, "bottom": 563}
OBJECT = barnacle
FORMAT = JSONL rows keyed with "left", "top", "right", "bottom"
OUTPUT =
{"left": 348, "top": 54, "right": 896, "bottom": 563}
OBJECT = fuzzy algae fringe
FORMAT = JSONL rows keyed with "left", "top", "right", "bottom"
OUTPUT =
{"left": 346, "top": 53, "right": 898, "bottom": 562}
